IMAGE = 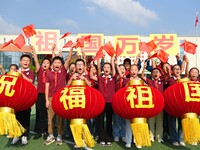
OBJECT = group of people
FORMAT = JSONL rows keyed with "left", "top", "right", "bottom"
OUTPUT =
{"left": 0, "top": 43, "right": 199, "bottom": 149}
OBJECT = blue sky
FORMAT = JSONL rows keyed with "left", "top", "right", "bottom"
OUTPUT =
{"left": 0, "top": 0, "right": 199, "bottom": 36}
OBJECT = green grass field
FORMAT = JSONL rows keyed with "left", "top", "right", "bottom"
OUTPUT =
{"left": 0, "top": 106, "right": 200, "bottom": 150}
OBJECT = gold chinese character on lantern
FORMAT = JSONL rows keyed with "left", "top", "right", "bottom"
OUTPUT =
{"left": 60, "top": 87, "right": 86, "bottom": 110}
{"left": 0, "top": 76, "right": 18, "bottom": 97}
{"left": 183, "top": 82, "right": 200, "bottom": 102}
{"left": 126, "top": 86, "right": 154, "bottom": 108}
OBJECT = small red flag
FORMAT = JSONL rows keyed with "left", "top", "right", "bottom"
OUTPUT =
{"left": 115, "top": 42, "right": 123, "bottom": 58}
{"left": 147, "top": 40, "right": 157, "bottom": 51}
{"left": 180, "top": 40, "right": 197, "bottom": 55}
{"left": 149, "top": 50, "right": 169, "bottom": 63}
{"left": 139, "top": 40, "right": 157, "bottom": 53}
{"left": 103, "top": 41, "right": 115, "bottom": 56}
{"left": 13, "top": 34, "right": 26, "bottom": 49}
{"left": 139, "top": 42, "right": 150, "bottom": 52}
{"left": 195, "top": 12, "right": 198, "bottom": 27}
{"left": 22, "top": 24, "right": 36, "bottom": 38}
{"left": 62, "top": 40, "right": 73, "bottom": 48}
{"left": 74, "top": 38, "right": 84, "bottom": 49}
{"left": 93, "top": 46, "right": 104, "bottom": 61}
{"left": 84, "top": 35, "right": 91, "bottom": 42}
{"left": 1, "top": 39, "right": 13, "bottom": 49}
{"left": 59, "top": 32, "right": 71, "bottom": 40}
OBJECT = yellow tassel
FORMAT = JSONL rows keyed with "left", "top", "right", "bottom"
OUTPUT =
{"left": 182, "top": 113, "right": 200, "bottom": 144}
{"left": 0, "top": 107, "right": 25, "bottom": 138}
{"left": 70, "top": 119, "right": 95, "bottom": 148}
{"left": 131, "top": 118, "right": 151, "bottom": 147}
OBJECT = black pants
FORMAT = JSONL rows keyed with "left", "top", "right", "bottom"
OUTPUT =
{"left": 16, "top": 108, "right": 31, "bottom": 137}
{"left": 34, "top": 93, "right": 48, "bottom": 134}
{"left": 98, "top": 103, "right": 113, "bottom": 142}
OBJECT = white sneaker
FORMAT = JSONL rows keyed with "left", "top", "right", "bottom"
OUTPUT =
{"left": 56, "top": 136, "right": 62, "bottom": 145}
{"left": 150, "top": 133, "right": 154, "bottom": 142}
{"left": 125, "top": 143, "right": 131, "bottom": 148}
{"left": 122, "top": 137, "right": 126, "bottom": 142}
{"left": 21, "top": 136, "right": 28, "bottom": 145}
{"left": 157, "top": 138, "right": 164, "bottom": 143}
{"left": 179, "top": 141, "right": 185, "bottom": 146}
{"left": 11, "top": 137, "right": 20, "bottom": 145}
{"left": 191, "top": 142, "right": 198, "bottom": 146}
{"left": 44, "top": 135, "right": 55, "bottom": 145}
{"left": 114, "top": 137, "right": 119, "bottom": 142}
{"left": 172, "top": 142, "right": 179, "bottom": 146}
{"left": 136, "top": 145, "right": 142, "bottom": 149}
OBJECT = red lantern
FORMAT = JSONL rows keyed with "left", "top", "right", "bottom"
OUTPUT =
{"left": 52, "top": 80, "right": 105, "bottom": 148}
{"left": 112, "top": 80, "right": 164, "bottom": 147}
{"left": 164, "top": 78, "right": 200, "bottom": 144}
{"left": 0, "top": 72, "right": 37, "bottom": 137}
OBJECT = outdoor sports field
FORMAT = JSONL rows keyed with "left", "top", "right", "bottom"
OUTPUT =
{"left": 0, "top": 106, "right": 199, "bottom": 150}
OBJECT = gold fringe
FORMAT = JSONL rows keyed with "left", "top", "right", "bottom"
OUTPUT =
{"left": 0, "top": 112, "right": 25, "bottom": 138}
{"left": 131, "top": 118, "right": 151, "bottom": 147}
{"left": 182, "top": 115, "right": 200, "bottom": 144}
{"left": 70, "top": 119, "right": 95, "bottom": 148}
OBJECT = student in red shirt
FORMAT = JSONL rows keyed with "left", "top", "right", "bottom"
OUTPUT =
{"left": 166, "top": 57, "right": 188, "bottom": 147}
{"left": 113, "top": 61, "right": 127, "bottom": 143}
{"left": 67, "top": 58, "right": 91, "bottom": 86}
{"left": 45, "top": 46, "right": 73, "bottom": 146}
{"left": 90, "top": 56, "right": 116, "bottom": 146}
{"left": 31, "top": 45, "right": 51, "bottom": 140}
{"left": 11, "top": 54, "right": 35, "bottom": 145}
{"left": 141, "top": 62, "right": 170, "bottom": 143}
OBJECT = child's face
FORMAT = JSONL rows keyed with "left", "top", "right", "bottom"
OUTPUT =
{"left": 42, "top": 59, "right": 51, "bottom": 70}
{"left": 130, "top": 65, "right": 139, "bottom": 78}
{"left": 69, "top": 64, "right": 76, "bottom": 74}
{"left": 124, "top": 62, "right": 131, "bottom": 71}
{"left": 103, "top": 64, "right": 111, "bottom": 76}
{"left": 52, "top": 59, "right": 62, "bottom": 72}
{"left": 190, "top": 69, "right": 199, "bottom": 81}
{"left": 92, "top": 67, "right": 97, "bottom": 74}
{"left": 119, "top": 66, "right": 126, "bottom": 75}
{"left": 20, "top": 57, "right": 31, "bottom": 69}
{"left": 9, "top": 66, "right": 17, "bottom": 72}
{"left": 152, "top": 69, "right": 161, "bottom": 80}
{"left": 76, "top": 61, "right": 85, "bottom": 74}
{"left": 172, "top": 65, "right": 181, "bottom": 77}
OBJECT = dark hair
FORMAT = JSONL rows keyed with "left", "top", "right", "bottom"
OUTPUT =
{"left": 93, "top": 64, "right": 98, "bottom": 71}
{"left": 151, "top": 67, "right": 161, "bottom": 73}
{"left": 123, "top": 58, "right": 131, "bottom": 65}
{"left": 52, "top": 56, "right": 63, "bottom": 63}
{"left": 75, "top": 59, "right": 85, "bottom": 66}
{"left": 69, "top": 62, "right": 75, "bottom": 68}
{"left": 20, "top": 54, "right": 31, "bottom": 61}
{"left": 41, "top": 57, "right": 51, "bottom": 65}
{"left": 9, "top": 64, "right": 19, "bottom": 70}
{"left": 172, "top": 64, "right": 180, "bottom": 70}
{"left": 119, "top": 64, "right": 125, "bottom": 68}
{"left": 189, "top": 67, "right": 199, "bottom": 75}
{"left": 103, "top": 62, "right": 112, "bottom": 70}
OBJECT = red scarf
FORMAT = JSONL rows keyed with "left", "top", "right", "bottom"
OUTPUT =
{"left": 54, "top": 72, "right": 58, "bottom": 87}
{"left": 42, "top": 69, "right": 49, "bottom": 83}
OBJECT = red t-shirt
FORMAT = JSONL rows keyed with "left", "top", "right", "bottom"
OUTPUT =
{"left": 146, "top": 78, "right": 165, "bottom": 93}
{"left": 46, "top": 67, "right": 67, "bottom": 97}
{"left": 21, "top": 68, "right": 34, "bottom": 83}
{"left": 97, "top": 75, "right": 116, "bottom": 103}
{"left": 115, "top": 75, "right": 128, "bottom": 91}
{"left": 37, "top": 67, "right": 50, "bottom": 93}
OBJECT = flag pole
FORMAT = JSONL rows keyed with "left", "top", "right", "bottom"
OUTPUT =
{"left": 195, "top": 11, "right": 198, "bottom": 67}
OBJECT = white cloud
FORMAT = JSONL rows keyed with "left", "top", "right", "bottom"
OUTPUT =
{"left": 0, "top": 16, "right": 21, "bottom": 34}
{"left": 84, "top": 0, "right": 158, "bottom": 26}
{"left": 56, "top": 19, "right": 79, "bottom": 29}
